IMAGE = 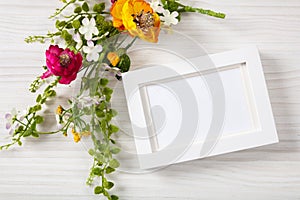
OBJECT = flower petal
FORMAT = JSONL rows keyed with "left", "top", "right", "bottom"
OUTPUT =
{"left": 82, "top": 18, "right": 89, "bottom": 26}
{"left": 5, "top": 113, "right": 12, "bottom": 120}
{"left": 6, "top": 123, "right": 11, "bottom": 130}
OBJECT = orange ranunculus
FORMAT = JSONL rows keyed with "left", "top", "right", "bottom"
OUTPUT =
{"left": 110, "top": 0, "right": 161, "bottom": 43}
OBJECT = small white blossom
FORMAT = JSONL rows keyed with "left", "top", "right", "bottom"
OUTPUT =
{"left": 5, "top": 108, "right": 26, "bottom": 135}
{"left": 73, "top": 33, "right": 83, "bottom": 50}
{"left": 103, "top": 63, "right": 122, "bottom": 77}
{"left": 79, "top": 18, "right": 99, "bottom": 40}
{"left": 76, "top": 96, "right": 104, "bottom": 109}
{"left": 5, "top": 108, "right": 17, "bottom": 131}
{"left": 149, "top": 0, "right": 164, "bottom": 13}
{"left": 83, "top": 40, "right": 103, "bottom": 62}
{"left": 161, "top": 10, "right": 179, "bottom": 26}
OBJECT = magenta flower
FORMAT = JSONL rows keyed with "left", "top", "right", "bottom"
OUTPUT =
{"left": 41, "top": 45, "right": 83, "bottom": 84}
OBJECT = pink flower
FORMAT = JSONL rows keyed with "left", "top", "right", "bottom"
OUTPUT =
{"left": 41, "top": 45, "right": 83, "bottom": 84}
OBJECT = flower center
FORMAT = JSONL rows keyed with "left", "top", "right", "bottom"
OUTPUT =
{"left": 59, "top": 54, "right": 71, "bottom": 67}
{"left": 132, "top": 10, "right": 154, "bottom": 33}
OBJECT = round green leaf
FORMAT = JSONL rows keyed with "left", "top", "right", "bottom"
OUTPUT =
{"left": 72, "top": 20, "right": 81, "bottom": 29}
{"left": 74, "top": 6, "right": 82, "bottom": 13}
{"left": 82, "top": 2, "right": 89, "bottom": 12}
{"left": 94, "top": 186, "right": 103, "bottom": 195}
{"left": 109, "top": 159, "right": 120, "bottom": 168}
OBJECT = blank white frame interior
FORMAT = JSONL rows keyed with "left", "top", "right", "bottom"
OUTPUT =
{"left": 123, "top": 46, "right": 278, "bottom": 169}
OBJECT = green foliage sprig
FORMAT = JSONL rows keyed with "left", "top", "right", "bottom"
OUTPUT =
{"left": 0, "top": 77, "right": 59, "bottom": 150}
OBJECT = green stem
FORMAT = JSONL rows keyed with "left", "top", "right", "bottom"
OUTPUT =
{"left": 125, "top": 37, "right": 138, "bottom": 50}
{"left": 49, "top": 0, "right": 74, "bottom": 19}
{"left": 182, "top": 6, "right": 226, "bottom": 19}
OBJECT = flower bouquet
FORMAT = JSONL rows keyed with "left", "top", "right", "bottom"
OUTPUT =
{"left": 1, "top": 0, "right": 225, "bottom": 199}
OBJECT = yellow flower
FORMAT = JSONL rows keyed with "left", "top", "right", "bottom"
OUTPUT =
{"left": 73, "top": 134, "right": 81, "bottom": 143}
{"left": 56, "top": 105, "right": 64, "bottom": 115}
{"left": 107, "top": 52, "right": 120, "bottom": 67}
{"left": 111, "top": 0, "right": 161, "bottom": 43}
{"left": 72, "top": 128, "right": 81, "bottom": 143}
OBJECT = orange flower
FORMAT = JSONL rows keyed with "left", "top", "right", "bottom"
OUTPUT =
{"left": 110, "top": 0, "right": 161, "bottom": 43}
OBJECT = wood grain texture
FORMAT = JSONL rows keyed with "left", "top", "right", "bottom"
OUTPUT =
{"left": 0, "top": 0, "right": 300, "bottom": 199}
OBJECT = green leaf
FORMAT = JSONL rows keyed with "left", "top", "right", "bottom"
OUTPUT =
{"left": 61, "top": 30, "right": 72, "bottom": 42}
{"left": 110, "top": 109, "right": 118, "bottom": 117}
{"left": 17, "top": 140, "right": 22, "bottom": 146}
{"left": 65, "top": 23, "right": 73, "bottom": 29}
{"left": 34, "top": 104, "right": 42, "bottom": 111}
{"left": 58, "top": 20, "right": 66, "bottom": 27}
{"left": 93, "top": 3, "right": 105, "bottom": 13}
{"left": 82, "top": 2, "right": 89, "bottom": 12}
{"left": 109, "top": 159, "right": 120, "bottom": 168}
{"left": 55, "top": 20, "right": 61, "bottom": 29}
{"left": 95, "top": 152, "right": 106, "bottom": 163}
{"left": 98, "top": 101, "right": 106, "bottom": 110}
{"left": 100, "top": 119, "right": 107, "bottom": 132}
{"left": 98, "top": 143, "right": 107, "bottom": 152}
{"left": 23, "top": 130, "right": 32, "bottom": 137}
{"left": 92, "top": 167, "right": 102, "bottom": 176}
{"left": 103, "top": 181, "right": 114, "bottom": 190}
{"left": 72, "top": 20, "right": 81, "bottom": 29}
{"left": 111, "top": 195, "right": 119, "bottom": 200}
{"left": 100, "top": 78, "right": 109, "bottom": 87}
{"left": 35, "top": 115, "right": 44, "bottom": 124}
{"left": 74, "top": 6, "right": 82, "bottom": 13}
{"left": 31, "top": 131, "right": 39, "bottom": 138}
{"left": 88, "top": 149, "right": 95, "bottom": 156}
{"left": 109, "top": 125, "right": 119, "bottom": 133}
{"left": 110, "top": 146, "right": 121, "bottom": 154}
{"left": 116, "top": 54, "right": 131, "bottom": 73}
{"left": 110, "top": 139, "right": 116, "bottom": 144}
{"left": 103, "top": 87, "right": 113, "bottom": 95}
{"left": 105, "top": 166, "right": 115, "bottom": 174}
{"left": 94, "top": 186, "right": 103, "bottom": 195}
{"left": 95, "top": 109, "right": 105, "bottom": 118}
{"left": 16, "top": 126, "right": 24, "bottom": 133}
{"left": 36, "top": 94, "right": 42, "bottom": 103}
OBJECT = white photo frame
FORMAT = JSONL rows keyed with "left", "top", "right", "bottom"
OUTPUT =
{"left": 123, "top": 46, "right": 278, "bottom": 169}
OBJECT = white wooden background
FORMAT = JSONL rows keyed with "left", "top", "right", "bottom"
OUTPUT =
{"left": 0, "top": 0, "right": 300, "bottom": 199}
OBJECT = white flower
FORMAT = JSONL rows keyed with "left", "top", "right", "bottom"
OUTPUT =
{"left": 73, "top": 33, "right": 83, "bottom": 50}
{"left": 5, "top": 108, "right": 26, "bottom": 135}
{"left": 79, "top": 18, "right": 99, "bottom": 40}
{"left": 82, "top": 40, "right": 103, "bottom": 62}
{"left": 149, "top": 0, "right": 164, "bottom": 13}
{"left": 161, "top": 10, "right": 179, "bottom": 26}
{"left": 5, "top": 108, "right": 17, "bottom": 131}
{"left": 103, "top": 63, "right": 122, "bottom": 77}
{"left": 76, "top": 96, "right": 103, "bottom": 109}
{"left": 73, "top": 95, "right": 104, "bottom": 111}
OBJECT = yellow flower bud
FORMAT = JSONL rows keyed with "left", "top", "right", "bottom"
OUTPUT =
{"left": 56, "top": 105, "right": 64, "bottom": 115}
{"left": 73, "top": 133, "right": 81, "bottom": 143}
{"left": 107, "top": 52, "right": 120, "bottom": 67}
